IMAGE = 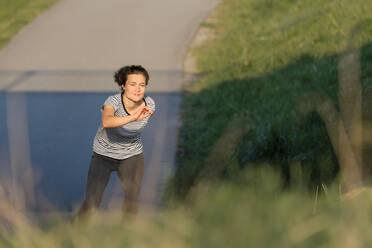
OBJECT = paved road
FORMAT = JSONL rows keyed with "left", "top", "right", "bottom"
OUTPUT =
{"left": 0, "top": 0, "right": 219, "bottom": 213}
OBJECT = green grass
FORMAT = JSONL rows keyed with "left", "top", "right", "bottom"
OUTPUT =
{"left": 0, "top": 0, "right": 60, "bottom": 51}
{"left": 2, "top": 168, "right": 372, "bottom": 247}
{"left": 168, "top": 0, "right": 372, "bottom": 200}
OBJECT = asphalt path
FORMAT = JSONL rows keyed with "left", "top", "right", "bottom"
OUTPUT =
{"left": 0, "top": 0, "right": 219, "bottom": 214}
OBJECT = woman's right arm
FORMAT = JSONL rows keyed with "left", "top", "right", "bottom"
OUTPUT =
{"left": 101, "top": 105, "right": 153, "bottom": 128}
{"left": 102, "top": 105, "right": 135, "bottom": 128}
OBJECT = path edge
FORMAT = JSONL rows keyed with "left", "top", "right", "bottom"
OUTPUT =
{"left": 182, "top": 2, "right": 220, "bottom": 89}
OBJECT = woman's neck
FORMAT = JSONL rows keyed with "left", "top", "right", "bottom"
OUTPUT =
{"left": 122, "top": 92, "right": 143, "bottom": 112}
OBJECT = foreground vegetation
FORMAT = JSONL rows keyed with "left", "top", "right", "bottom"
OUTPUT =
{"left": 2, "top": 169, "right": 372, "bottom": 247}
{"left": 0, "top": 0, "right": 60, "bottom": 51}
{"left": 169, "top": 0, "right": 372, "bottom": 199}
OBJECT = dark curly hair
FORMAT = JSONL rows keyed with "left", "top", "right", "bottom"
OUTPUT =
{"left": 114, "top": 65, "right": 149, "bottom": 90}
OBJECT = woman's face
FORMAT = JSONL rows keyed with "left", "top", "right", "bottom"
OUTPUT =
{"left": 122, "top": 74, "right": 147, "bottom": 102}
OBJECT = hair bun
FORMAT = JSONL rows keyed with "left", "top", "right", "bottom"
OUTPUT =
{"left": 114, "top": 71, "right": 120, "bottom": 84}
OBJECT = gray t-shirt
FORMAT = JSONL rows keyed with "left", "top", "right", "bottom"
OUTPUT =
{"left": 93, "top": 93, "right": 155, "bottom": 160}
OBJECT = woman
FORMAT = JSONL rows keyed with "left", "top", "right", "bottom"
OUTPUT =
{"left": 76, "top": 65, "right": 155, "bottom": 219}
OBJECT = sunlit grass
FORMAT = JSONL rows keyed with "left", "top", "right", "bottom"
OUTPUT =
{"left": 194, "top": 0, "right": 371, "bottom": 85}
{"left": 0, "top": 0, "right": 60, "bottom": 51}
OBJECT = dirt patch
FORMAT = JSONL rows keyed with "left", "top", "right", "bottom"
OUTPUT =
{"left": 182, "top": 5, "right": 220, "bottom": 89}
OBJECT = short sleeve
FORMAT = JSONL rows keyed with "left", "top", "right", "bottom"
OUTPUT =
{"left": 145, "top": 96, "right": 156, "bottom": 114}
{"left": 101, "top": 95, "right": 119, "bottom": 112}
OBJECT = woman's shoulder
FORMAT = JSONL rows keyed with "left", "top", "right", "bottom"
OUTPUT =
{"left": 106, "top": 93, "right": 121, "bottom": 103}
{"left": 111, "top": 93, "right": 122, "bottom": 100}
{"left": 102, "top": 93, "right": 121, "bottom": 110}
{"left": 144, "top": 95, "right": 156, "bottom": 111}
{"left": 144, "top": 95, "right": 155, "bottom": 106}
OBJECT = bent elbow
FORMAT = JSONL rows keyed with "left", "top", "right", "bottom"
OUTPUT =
{"left": 102, "top": 123, "right": 112, "bottom": 128}
{"left": 102, "top": 119, "right": 110, "bottom": 128}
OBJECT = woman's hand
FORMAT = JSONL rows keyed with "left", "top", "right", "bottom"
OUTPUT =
{"left": 101, "top": 105, "right": 153, "bottom": 128}
{"left": 131, "top": 106, "right": 153, "bottom": 121}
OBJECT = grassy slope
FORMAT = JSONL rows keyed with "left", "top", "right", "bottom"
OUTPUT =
{"left": 0, "top": 0, "right": 60, "bottom": 51}
{"left": 169, "top": 0, "right": 372, "bottom": 199}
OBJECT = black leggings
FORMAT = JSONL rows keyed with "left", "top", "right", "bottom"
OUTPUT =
{"left": 77, "top": 152, "right": 145, "bottom": 217}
